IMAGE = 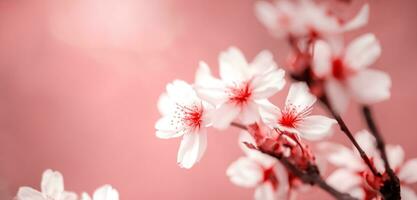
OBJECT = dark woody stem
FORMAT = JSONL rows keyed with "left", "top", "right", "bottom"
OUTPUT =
{"left": 290, "top": 65, "right": 380, "bottom": 177}
{"left": 319, "top": 96, "right": 381, "bottom": 177}
{"left": 362, "top": 106, "right": 401, "bottom": 199}
{"left": 231, "top": 123, "right": 357, "bottom": 200}
{"left": 287, "top": 29, "right": 400, "bottom": 200}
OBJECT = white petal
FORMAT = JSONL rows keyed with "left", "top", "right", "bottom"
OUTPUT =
{"left": 344, "top": 33, "right": 381, "bottom": 70}
{"left": 81, "top": 193, "right": 92, "bottom": 200}
{"left": 354, "top": 130, "right": 376, "bottom": 156}
{"left": 386, "top": 145, "right": 405, "bottom": 171}
{"left": 195, "top": 87, "right": 228, "bottom": 106}
{"left": 342, "top": 4, "right": 369, "bottom": 32}
{"left": 257, "top": 99, "right": 281, "bottom": 128}
{"left": 196, "top": 131, "right": 208, "bottom": 163}
{"left": 254, "top": 1, "right": 281, "bottom": 36}
{"left": 401, "top": 186, "right": 417, "bottom": 200}
{"left": 238, "top": 131, "right": 256, "bottom": 153}
{"left": 325, "top": 79, "right": 350, "bottom": 114}
{"left": 227, "top": 157, "right": 263, "bottom": 188}
{"left": 347, "top": 69, "right": 391, "bottom": 104}
{"left": 318, "top": 142, "right": 365, "bottom": 171}
{"left": 16, "top": 187, "right": 44, "bottom": 200}
{"left": 200, "top": 105, "right": 214, "bottom": 127}
{"left": 349, "top": 188, "right": 366, "bottom": 200}
{"left": 155, "top": 116, "right": 183, "bottom": 139}
{"left": 327, "top": 169, "right": 362, "bottom": 192}
{"left": 325, "top": 35, "right": 345, "bottom": 55}
{"left": 61, "top": 192, "right": 77, "bottom": 200}
{"left": 166, "top": 80, "right": 198, "bottom": 105}
{"left": 398, "top": 158, "right": 417, "bottom": 184}
{"left": 92, "top": 185, "right": 119, "bottom": 200}
{"left": 299, "top": 0, "right": 339, "bottom": 35}
{"left": 247, "top": 150, "right": 277, "bottom": 169}
{"left": 312, "top": 40, "right": 333, "bottom": 77}
{"left": 177, "top": 131, "right": 207, "bottom": 169}
{"left": 194, "top": 62, "right": 228, "bottom": 105}
{"left": 273, "top": 163, "right": 290, "bottom": 199}
{"left": 238, "top": 101, "right": 260, "bottom": 125}
{"left": 41, "top": 169, "right": 64, "bottom": 199}
{"left": 254, "top": 183, "right": 276, "bottom": 200}
{"left": 285, "top": 82, "right": 316, "bottom": 113}
{"left": 353, "top": 131, "right": 384, "bottom": 172}
{"left": 211, "top": 103, "right": 240, "bottom": 129}
{"left": 195, "top": 61, "right": 222, "bottom": 87}
{"left": 157, "top": 93, "right": 174, "bottom": 116}
{"left": 219, "top": 47, "right": 249, "bottom": 83}
{"left": 296, "top": 115, "right": 336, "bottom": 141}
{"left": 250, "top": 50, "right": 277, "bottom": 75}
{"left": 251, "top": 69, "right": 286, "bottom": 99}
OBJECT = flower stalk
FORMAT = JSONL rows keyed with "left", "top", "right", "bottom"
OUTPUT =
{"left": 362, "top": 106, "right": 401, "bottom": 199}
{"left": 289, "top": 65, "right": 380, "bottom": 177}
{"left": 320, "top": 95, "right": 380, "bottom": 177}
{"left": 260, "top": 148, "right": 357, "bottom": 200}
{"left": 231, "top": 123, "right": 357, "bottom": 200}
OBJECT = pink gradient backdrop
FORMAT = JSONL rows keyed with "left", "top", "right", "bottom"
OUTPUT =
{"left": 0, "top": 0, "right": 416, "bottom": 199}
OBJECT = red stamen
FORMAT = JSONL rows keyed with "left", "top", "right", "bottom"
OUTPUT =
{"left": 279, "top": 105, "right": 312, "bottom": 128}
{"left": 172, "top": 103, "right": 203, "bottom": 133}
{"left": 229, "top": 82, "right": 252, "bottom": 106}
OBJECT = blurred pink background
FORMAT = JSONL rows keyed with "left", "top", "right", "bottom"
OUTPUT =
{"left": 0, "top": 0, "right": 416, "bottom": 199}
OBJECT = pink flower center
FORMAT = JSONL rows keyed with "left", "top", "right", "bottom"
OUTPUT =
{"left": 279, "top": 104, "right": 312, "bottom": 128}
{"left": 263, "top": 167, "right": 279, "bottom": 190}
{"left": 172, "top": 103, "right": 203, "bottom": 133}
{"left": 228, "top": 82, "right": 252, "bottom": 106}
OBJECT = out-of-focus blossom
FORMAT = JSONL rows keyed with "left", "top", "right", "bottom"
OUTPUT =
{"left": 255, "top": 0, "right": 369, "bottom": 39}
{"left": 320, "top": 130, "right": 417, "bottom": 200}
{"left": 227, "top": 132, "right": 289, "bottom": 200}
{"left": 238, "top": 127, "right": 314, "bottom": 199}
{"left": 312, "top": 33, "right": 391, "bottom": 113}
{"left": 195, "top": 47, "right": 285, "bottom": 129}
{"left": 81, "top": 185, "right": 119, "bottom": 200}
{"left": 155, "top": 80, "right": 212, "bottom": 169}
{"left": 261, "top": 82, "right": 336, "bottom": 141}
{"left": 16, "top": 169, "right": 77, "bottom": 200}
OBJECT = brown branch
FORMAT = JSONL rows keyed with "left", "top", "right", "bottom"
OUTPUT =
{"left": 231, "top": 122, "right": 247, "bottom": 130}
{"left": 260, "top": 148, "right": 357, "bottom": 200}
{"left": 320, "top": 96, "right": 380, "bottom": 177}
{"left": 230, "top": 123, "right": 357, "bottom": 200}
{"left": 362, "top": 106, "right": 401, "bottom": 199}
{"left": 288, "top": 66, "right": 380, "bottom": 177}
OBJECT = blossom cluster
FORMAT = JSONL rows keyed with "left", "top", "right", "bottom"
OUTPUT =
{"left": 155, "top": 0, "right": 415, "bottom": 200}
{"left": 15, "top": 169, "right": 118, "bottom": 200}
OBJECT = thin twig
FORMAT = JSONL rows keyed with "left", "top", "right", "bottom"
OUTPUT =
{"left": 231, "top": 122, "right": 247, "bottom": 130}
{"left": 288, "top": 67, "right": 380, "bottom": 176}
{"left": 320, "top": 96, "right": 380, "bottom": 177}
{"left": 362, "top": 106, "right": 401, "bottom": 199}
{"left": 260, "top": 149, "right": 357, "bottom": 200}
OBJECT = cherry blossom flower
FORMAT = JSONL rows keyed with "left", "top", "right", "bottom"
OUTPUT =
{"left": 236, "top": 124, "right": 320, "bottom": 199}
{"left": 227, "top": 132, "right": 289, "bottom": 200}
{"left": 260, "top": 82, "right": 336, "bottom": 141}
{"left": 155, "top": 80, "right": 212, "bottom": 169}
{"left": 195, "top": 47, "right": 285, "bottom": 129}
{"left": 16, "top": 169, "right": 77, "bottom": 200}
{"left": 320, "top": 130, "right": 417, "bottom": 200}
{"left": 312, "top": 33, "right": 392, "bottom": 113}
{"left": 81, "top": 185, "right": 119, "bottom": 200}
{"left": 255, "top": 0, "right": 369, "bottom": 39}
